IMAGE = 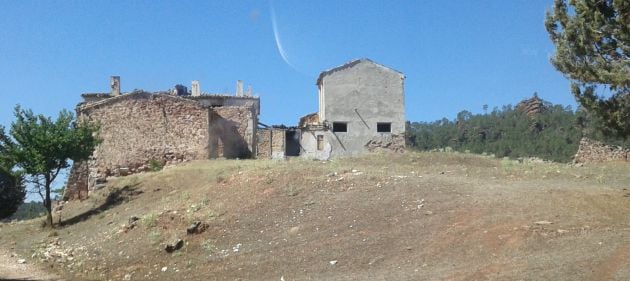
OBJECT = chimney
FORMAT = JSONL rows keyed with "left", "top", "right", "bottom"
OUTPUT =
{"left": 236, "top": 80, "right": 243, "bottom": 96}
{"left": 191, "top": 80, "right": 200, "bottom": 97}
{"left": 245, "top": 85, "right": 252, "bottom": 97}
{"left": 110, "top": 76, "right": 121, "bottom": 96}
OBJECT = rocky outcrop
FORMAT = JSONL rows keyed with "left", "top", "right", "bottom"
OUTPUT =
{"left": 573, "top": 138, "right": 629, "bottom": 163}
{"left": 516, "top": 95, "right": 546, "bottom": 117}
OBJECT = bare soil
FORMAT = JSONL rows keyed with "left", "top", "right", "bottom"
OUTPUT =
{"left": 0, "top": 246, "right": 62, "bottom": 280}
{"left": 1, "top": 152, "right": 629, "bottom": 280}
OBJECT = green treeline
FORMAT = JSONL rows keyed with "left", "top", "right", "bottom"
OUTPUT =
{"left": 6, "top": 201, "right": 46, "bottom": 221}
{"left": 406, "top": 98, "right": 628, "bottom": 163}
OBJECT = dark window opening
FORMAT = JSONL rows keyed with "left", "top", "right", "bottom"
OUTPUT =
{"left": 285, "top": 130, "right": 300, "bottom": 156}
{"left": 332, "top": 122, "right": 347, "bottom": 132}
{"left": 377, "top": 122, "right": 391, "bottom": 133}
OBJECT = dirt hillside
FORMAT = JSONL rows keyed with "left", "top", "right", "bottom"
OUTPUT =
{"left": 1, "top": 152, "right": 629, "bottom": 280}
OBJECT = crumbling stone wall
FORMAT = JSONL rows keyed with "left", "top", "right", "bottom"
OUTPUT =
{"left": 65, "top": 92, "right": 259, "bottom": 197}
{"left": 63, "top": 161, "right": 89, "bottom": 200}
{"left": 256, "top": 128, "right": 286, "bottom": 159}
{"left": 209, "top": 107, "right": 256, "bottom": 159}
{"left": 77, "top": 92, "right": 211, "bottom": 186}
{"left": 256, "top": 129, "right": 272, "bottom": 159}
{"left": 365, "top": 134, "right": 406, "bottom": 153}
{"left": 299, "top": 113, "right": 319, "bottom": 127}
{"left": 573, "top": 138, "right": 629, "bottom": 163}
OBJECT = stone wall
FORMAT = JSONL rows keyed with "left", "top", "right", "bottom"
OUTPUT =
{"left": 573, "top": 138, "right": 629, "bottom": 163}
{"left": 256, "top": 128, "right": 286, "bottom": 159}
{"left": 63, "top": 161, "right": 89, "bottom": 200}
{"left": 365, "top": 134, "right": 406, "bottom": 153}
{"left": 65, "top": 90, "right": 259, "bottom": 199}
{"left": 209, "top": 106, "right": 256, "bottom": 159}
{"left": 78, "top": 92, "right": 210, "bottom": 184}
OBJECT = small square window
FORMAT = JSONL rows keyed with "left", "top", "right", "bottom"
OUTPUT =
{"left": 377, "top": 122, "right": 391, "bottom": 133}
{"left": 332, "top": 122, "right": 347, "bottom": 132}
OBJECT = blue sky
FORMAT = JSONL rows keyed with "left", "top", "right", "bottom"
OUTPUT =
{"left": 1, "top": 0, "right": 572, "bottom": 130}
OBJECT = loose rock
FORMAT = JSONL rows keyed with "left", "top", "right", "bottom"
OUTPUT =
{"left": 187, "top": 221, "right": 208, "bottom": 234}
{"left": 128, "top": 216, "right": 140, "bottom": 225}
{"left": 165, "top": 239, "right": 184, "bottom": 253}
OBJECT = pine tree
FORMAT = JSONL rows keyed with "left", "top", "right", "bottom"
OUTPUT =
{"left": 545, "top": 0, "right": 630, "bottom": 139}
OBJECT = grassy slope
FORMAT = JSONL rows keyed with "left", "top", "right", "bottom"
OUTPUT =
{"left": 1, "top": 152, "right": 629, "bottom": 280}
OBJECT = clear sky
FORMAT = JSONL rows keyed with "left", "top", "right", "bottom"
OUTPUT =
{"left": 1, "top": 0, "right": 573, "bottom": 130}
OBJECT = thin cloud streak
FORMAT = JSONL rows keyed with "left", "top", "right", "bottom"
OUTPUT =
{"left": 270, "top": 3, "right": 300, "bottom": 72}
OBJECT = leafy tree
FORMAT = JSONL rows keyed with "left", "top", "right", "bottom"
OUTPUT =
{"left": 545, "top": 0, "right": 630, "bottom": 139}
{"left": 0, "top": 167, "right": 25, "bottom": 219}
{"left": 0, "top": 106, "right": 99, "bottom": 226}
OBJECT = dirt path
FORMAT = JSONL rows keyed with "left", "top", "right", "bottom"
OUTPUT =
{"left": 0, "top": 247, "right": 63, "bottom": 281}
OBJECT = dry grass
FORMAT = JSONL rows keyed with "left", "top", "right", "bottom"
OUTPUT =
{"left": 1, "top": 151, "right": 629, "bottom": 281}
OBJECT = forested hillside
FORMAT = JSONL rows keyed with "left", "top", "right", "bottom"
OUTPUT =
{"left": 406, "top": 95, "right": 629, "bottom": 162}
{"left": 7, "top": 202, "right": 45, "bottom": 221}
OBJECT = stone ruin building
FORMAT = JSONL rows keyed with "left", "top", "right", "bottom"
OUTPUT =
{"left": 64, "top": 78, "right": 260, "bottom": 199}
{"left": 65, "top": 59, "right": 406, "bottom": 199}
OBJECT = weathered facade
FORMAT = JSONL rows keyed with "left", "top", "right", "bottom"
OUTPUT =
{"left": 64, "top": 78, "right": 259, "bottom": 199}
{"left": 299, "top": 59, "right": 406, "bottom": 159}
{"left": 65, "top": 59, "right": 406, "bottom": 199}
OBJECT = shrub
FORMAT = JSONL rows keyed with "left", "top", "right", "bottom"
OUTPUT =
{"left": 148, "top": 159, "right": 163, "bottom": 172}
{"left": 0, "top": 169, "right": 25, "bottom": 219}
{"left": 142, "top": 213, "right": 158, "bottom": 228}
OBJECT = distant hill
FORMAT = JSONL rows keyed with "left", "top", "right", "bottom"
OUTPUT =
{"left": 407, "top": 95, "right": 581, "bottom": 162}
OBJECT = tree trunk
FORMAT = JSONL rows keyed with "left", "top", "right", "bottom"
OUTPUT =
{"left": 44, "top": 178, "right": 53, "bottom": 227}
